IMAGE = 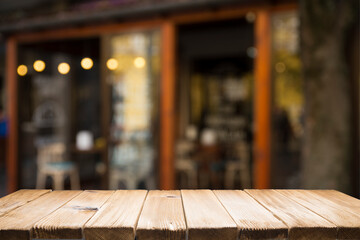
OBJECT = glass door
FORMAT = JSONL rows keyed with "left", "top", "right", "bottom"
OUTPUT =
{"left": 104, "top": 30, "right": 161, "bottom": 189}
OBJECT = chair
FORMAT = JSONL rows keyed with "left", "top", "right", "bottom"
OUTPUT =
{"left": 175, "top": 140, "right": 197, "bottom": 188}
{"left": 36, "top": 143, "right": 80, "bottom": 190}
{"left": 225, "top": 141, "right": 251, "bottom": 189}
{"left": 109, "top": 142, "right": 155, "bottom": 190}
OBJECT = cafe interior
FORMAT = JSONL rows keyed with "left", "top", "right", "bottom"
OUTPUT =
{"left": 1, "top": 0, "right": 309, "bottom": 193}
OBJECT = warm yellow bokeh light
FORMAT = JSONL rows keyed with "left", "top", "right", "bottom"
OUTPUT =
{"left": 81, "top": 57, "right": 93, "bottom": 70}
{"left": 134, "top": 57, "right": 146, "bottom": 68}
{"left": 33, "top": 60, "right": 46, "bottom": 72}
{"left": 106, "top": 58, "right": 118, "bottom": 70}
{"left": 17, "top": 65, "right": 28, "bottom": 76}
{"left": 58, "top": 62, "right": 70, "bottom": 75}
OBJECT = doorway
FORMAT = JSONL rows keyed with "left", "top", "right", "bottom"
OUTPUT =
{"left": 175, "top": 18, "right": 255, "bottom": 189}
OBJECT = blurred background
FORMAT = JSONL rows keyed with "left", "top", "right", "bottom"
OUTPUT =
{"left": 0, "top": 0, "right": 358, "bottom": 197}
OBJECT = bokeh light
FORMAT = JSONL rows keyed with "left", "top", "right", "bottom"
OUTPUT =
{"left": 58, "top": 62, "right": 70, "bottom": 75}
{"left": 134, "top": 57, "right": 146, "bottom": 68}
{"left": 81, "top": 57, "right": 93, "bottom": 70}
{"left": 17, "top": 65, "right": 28, "bottom": 76}
{"left": 33, "top": 60, "right": 46, "bottom": 72}
{"left": 106, "top": 58, "right": 118, "bottom": 70}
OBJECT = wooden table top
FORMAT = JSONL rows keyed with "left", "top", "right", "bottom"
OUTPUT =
{"left": 0, "top": 189, "right": 359, "bottom": 240}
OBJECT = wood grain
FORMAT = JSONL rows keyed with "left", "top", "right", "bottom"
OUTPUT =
{"left": 309, "top": 190, "right": 360, "bottom": 216}
{"left": 0, "top": 189, "right": 51, "bottom": 216}
{"left": 214, "top": 190, "right": 288, "bottom": 239}
{"left": 84, "top": 190, "right": 147, "bottom": 240}
{"left": 277, "top": 190, "right": 360, "bottom": 239}
{"left": 136, "top": 190, "right": 186, "bottom": 240}
{"left": 0, "top": 190, "right": 80, "bottom": 240}
{"left": 181, "top": 190, "right": 237, "bottom": 240}
{"left": 33, "top": 190, "right": 113, "bottom": 239}
{"left": 246, "top": 189, "right": 337, "bottom": 240}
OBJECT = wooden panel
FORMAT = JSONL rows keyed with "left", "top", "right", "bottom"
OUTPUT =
{"left": 308, "top": 190, "right": 360, "bottom": 216}
{"left": 0, "top": 189, "right": 50, "bottom": 216}
{"left": 181, "top": 190, "right": 237, "bottom": 240}
{"left": 136, "top": 190, "right": 186, "bottom": 240}
{"left": 253, "top": 10, "right": 271, "bottom": 189}
{"left": 214, "top": 190, "right": 288, "bottom": 239}
{"left": 277, "top": 190, "right": 360, "bottom": 239}
{"left": 0, "top": 190, "right": 80, "bottom": 240}
{"left": 84, "top": 190, "right": 147, "bottom": 240}
{"left": 160, "top": 21, "right": 176, "bottom": 190}
{"left": 13, "top": 4, "right": 298, "bottom": 44}
{"left": 33, "top": 190, "right": 113, "bottom": 239}
{"left": 5, "top": 37, "right": 18, "bottom": 194}
{"left": 246, "top": 190, "right": 337, "bottom": 240}
{"left": 15, "top": 20, "right": 162, "bottom": 43}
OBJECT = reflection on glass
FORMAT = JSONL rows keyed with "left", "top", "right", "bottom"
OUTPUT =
{"left": 107, "top": 31, "right": 160, "bottom": 189}
{"left": 271, "top": 11, "right": 303, "bottom": 188}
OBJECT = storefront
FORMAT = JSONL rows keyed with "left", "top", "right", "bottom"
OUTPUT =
{"left": 4, "top": 0, "right": 300, "bottom": 192}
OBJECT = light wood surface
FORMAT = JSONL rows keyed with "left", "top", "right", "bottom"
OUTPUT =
{"left": 246, "top": 189, "right": 337, "bottom": 240}
{"left": 309, "top": 190, "right": 360, "bottom": 216}
{"left": 33, "top": 190, "right": 113, "bottom": 239}
{"left": 277, "top": 190, "right": 360, "bottom": 239}
{"left": 0, "top": 189, "right": 50, "bottom": 216}
{"left": 214, "top": 190, "right": 288, "bottom": 239}
{"left": 0, "top": 190, "right": 80, "bottom": 240}
{"left": 84, "top": 190, "right": 147, "bottom": 240}
{"left": 136, "top": 190, "right": 186, "bottom": 240}
{"left": 0, "top": 189, "right": 358, "bottom": 240}
{"left": 181, "top": 190, "right": 237, "bottom": 240}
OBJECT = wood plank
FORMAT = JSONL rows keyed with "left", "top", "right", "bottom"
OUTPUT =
{"left": 33, "top": 190, "right": 113, "bottom": 239}
{"left": 181, "top": 190, "right": 237, "bottom": 240}
{"left": 15, "top": 20, "right": 162, "bottom": 43}
{"left": 214, "top": 190, "right": 288, "bottom": 239}
{"left": 277, "top": 190, "right": 360, "bottom": 239}
{"left": 136, "top": 190, "right": 186, "bottom": 240}
{"left": 0, "top": 189, "right": 51, "bottom": 216}
{"left": 84, "top": 190, "right": 147, "bottom": 240}
{"left": 308, "top": 190, "right": 360, "bottom": 216}
{"left": 0, "top": 190, "right": 81, "bottom": 240}
{"left": 246, "top": 189, "right": 337, "bottom": 240}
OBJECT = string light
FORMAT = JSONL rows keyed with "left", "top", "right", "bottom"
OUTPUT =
{"left": 106, "top": 58, "right": 118, "bottom": 70}
{"left": 58, "top": 62, "right": 70, "bottom": 75}
{"left": 134, "top": 57, "right": 146, "bottom": 68}
{"left": 33, "top": 60, "right": 46, "bottom": 72}
{"left": 81, "top": 57, "right": 93, "bottom": 70}
{"left": 17, "top": 65, "right": 28, "bottom": 76}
